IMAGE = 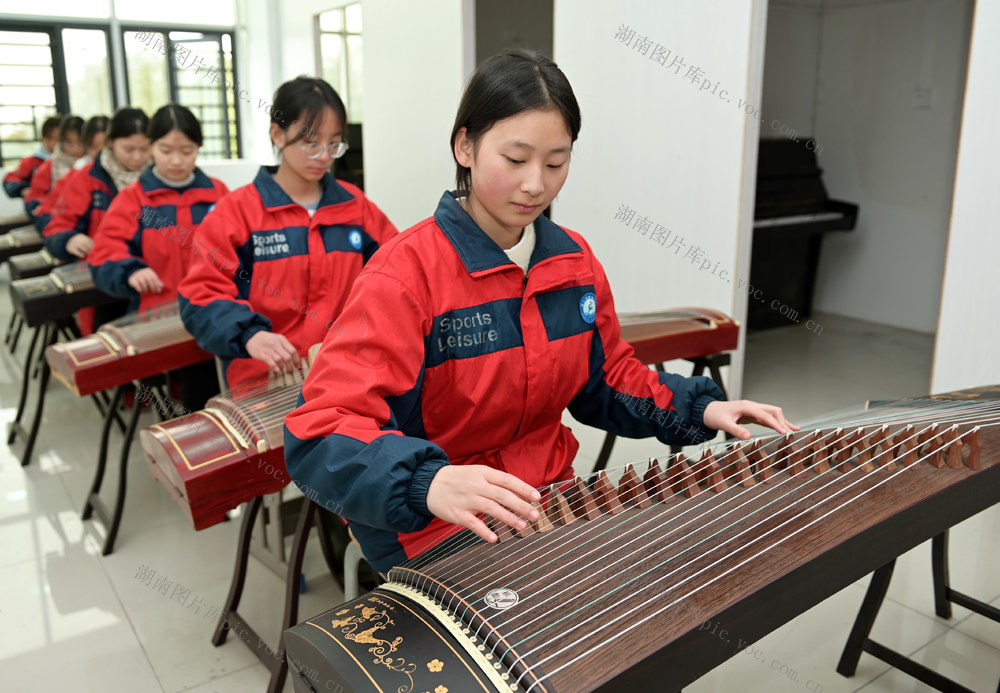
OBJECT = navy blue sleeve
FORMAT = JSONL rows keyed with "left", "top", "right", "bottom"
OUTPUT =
{"left": 284, "top": 417, "right": 449, "bottom": 535}
{"left": 178, "top": 293, "right": 273, "bottom": 359}
{"left": 89, "top": 258, "right": 146, "bottom": 300}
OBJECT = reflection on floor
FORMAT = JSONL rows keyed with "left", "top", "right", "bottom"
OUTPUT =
{"left": 1, "top": 286, "right": 997, "bottom": 693}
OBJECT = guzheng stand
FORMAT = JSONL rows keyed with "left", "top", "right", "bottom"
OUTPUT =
{"left": 837, "top": 529, "right": 1000, "bottom": 692}
{"left": 82, "top": 378, "right": 174, "bottom": 555}
{"left": 212, "top": 494, "right": 344, "bottom": 693}
{"left": 6, "top": 317, "right": 123, "bottom": 466}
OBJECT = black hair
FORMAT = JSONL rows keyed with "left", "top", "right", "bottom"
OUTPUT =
{"left": 59, "top": 115, "right": 85, "bottom": 143}
{"left": 83, "top": 115, "right": 110, "bottom": 150}
{"left": 269, "top": 76, "right": 347, "bottom": 147}
{"left": 41, "top": 115, "right": 63, "bottom": 139}
{"left": 108, "top": 107, "right": 150, "bottom": 141}
{"left": 450, "top": 49, "right": 581, "bottom": 196}
{"left": 148, "top": 104, "right": 203, "bottom": 145}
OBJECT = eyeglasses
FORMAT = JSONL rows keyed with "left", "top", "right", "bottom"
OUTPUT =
{"left": 296, "top": 140, "right": 349, "bottom": 160}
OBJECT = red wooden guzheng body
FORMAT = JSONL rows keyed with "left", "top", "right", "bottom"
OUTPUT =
{"left": 45, "top": 300, "right": 210, "bottom": 396}
{"left": 618, "top": 308, "right": 738, "bottom": 364}
{"left": 140, "top": 370, "right": 307, "bottom": 530}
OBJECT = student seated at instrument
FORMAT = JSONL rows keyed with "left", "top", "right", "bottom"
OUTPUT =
{"left": 44, "top": 107, "right": 151, "bottom": 333}
{"left": 178, "top": 76, "right": 398, "bottom": 392}
{"left": 283, "top": 50, "right": 800, "bottom": 575}
{"left": 3, "top": 115, "right": 62, "bottom": 206}
{"left": 88, "top": 105, "right": 230, "bottom": 410}
{"left": 24, "top": 115, "right": 85, "bottom": 228}
{"left": 33, "top": 115, "right": 109, "bottom": 233}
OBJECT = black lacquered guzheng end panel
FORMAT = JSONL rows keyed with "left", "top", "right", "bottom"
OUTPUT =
{"left": 284, "top": 589, "right": 507, "bottom": 693}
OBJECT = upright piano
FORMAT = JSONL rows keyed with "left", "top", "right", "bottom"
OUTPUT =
{"left": 749, "top": 138, "right": 858, "bottom": 330}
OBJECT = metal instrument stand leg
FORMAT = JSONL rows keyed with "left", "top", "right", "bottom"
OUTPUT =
{"left": 212, "top": 497, "right": 325, "bottom": 693}
{"left": 212, "top": 496, "right": 263, "bottom": 648}
{"left": 7, "top": 324, "right": 41, "bottom": 445}
{"left": 837, "top": 560, "right": 895, "bottom": 677}
{"left": 19, "top": 322, "right": 58, "bottom": 466}
{"left": 838, "top": 558, "right": 979, "bottom": 692}
{"left": 82, "top": 386, "right": 125, "bottom": 520}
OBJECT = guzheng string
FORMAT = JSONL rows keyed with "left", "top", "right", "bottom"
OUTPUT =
{"left": 517, "top": 417, "right": 999, "bottom": 691}
{"left": 388, "top": 399, "right": 999, "bottom": 689}
{"left": 401, "top": 397, "right": 987, "bottom": 585}
{"left": 406, "top": 397, "right": 998, "bottom": 579}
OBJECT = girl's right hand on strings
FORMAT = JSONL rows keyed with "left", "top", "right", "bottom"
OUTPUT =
{"left": 66, "top": 233, "right": 94, "bottom": 258}
{"left": 426, "top": 465, "right": 541, "bottom": 543}
{"left": 246, "top": 330, "right": 301, "bottom": 374}
{"left": 128, "top": 267, "right": 164, "bottom": 294}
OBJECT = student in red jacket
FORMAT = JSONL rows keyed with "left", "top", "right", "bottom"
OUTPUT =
{"left": 178, "top": 77, "right": 398, "bottom": 391}
{"left": 89, "top": 105, "right": 230, "bottom": 409}
{"left": 45, "top": 107, "right": 150, "bottom": 333}
{"left": 25, "top": 115, "right": 85, "bottom": 225}
{"left": 3, "top": 115, "right": 62, "bottom": 205}
{"left": 283, "top": 50, "right": 799, "bottom": 574}
{"left": 34, "top": 115, "right": 109, "bottom": 232}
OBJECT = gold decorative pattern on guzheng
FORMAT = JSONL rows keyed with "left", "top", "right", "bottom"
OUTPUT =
{"left": 284, "top": 387, "right": 1000, "bottom": 693}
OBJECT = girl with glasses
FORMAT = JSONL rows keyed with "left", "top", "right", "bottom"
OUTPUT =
{"left": 284, "top": 50, "right": 798, "bottom": 574}
{"left": 178, "top": 76, "right": 398, "bottom": 390}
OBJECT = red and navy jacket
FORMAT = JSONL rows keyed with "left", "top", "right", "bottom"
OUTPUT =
{"left": 23, "top": 158, "right": 53, "bottom": 220}
{"left": 283, "top": 192, "right": 726, "bottom": 573}
{"left": 32, "top": 166, "right": 79, "bottom": 232}
{"left": 178, "top": 166, "right": 398, "bottom": 388}
{"left": 43, "top": 156, "right": 125, "bottom": 261}
{"left": 3, "top": 149, "right": 48, "bottom": 201}
{"left": 89, "top": 168, "right": 230, "bottom": 313}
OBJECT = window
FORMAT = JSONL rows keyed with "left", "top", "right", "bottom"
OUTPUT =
{"left": 316, "top": 4, "right": 364, "bottom": 188}
{"left": 124, "top": 28, "right": 241, "bottom": 159}
{"left": 0, "top": 29, "right": 59, "bottom": 165}
{"left": 317, "top": 4, "right": 363, "bottom": 123}
{"left": 0, "top": 24, "right": 113, "bottom": 167}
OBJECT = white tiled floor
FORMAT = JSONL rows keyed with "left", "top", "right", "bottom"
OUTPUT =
{"left": 1, "top": 279, "right": 997, "bottom": 693}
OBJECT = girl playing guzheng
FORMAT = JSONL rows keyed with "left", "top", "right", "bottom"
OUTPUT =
{"left": 178, "top": 77, "right": 398, "bottom": 391}
{"left": 88, "top": 104, "right": 230, "bottom": 410}
{"left": 88, "top": 105, "right": 230, "bottom": 315}
{"left": 44, "top": 107, "right": 151, "bottom": 333}
{"left": 34, "top": 115, "right": 110, "bottom": 233}
{"left": 284, "top": 50, "right": 799, "bottom": 575}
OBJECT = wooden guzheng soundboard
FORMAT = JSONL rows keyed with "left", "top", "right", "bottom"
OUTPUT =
{"left": 283, "top": 386, "right": 1000, "bottom": 693}
{"left": 0, "top": 225, "right": 43, "bottom": 262}
{"left": 45, "top": 300, "right": 209, "bottom": 397}
{"left": 617, "top": 308, "right": 738, "bottom": 364}
{"left": 8, "top": 248, "right": 64, "bottom": 279}
{"left": 140, "top": 368, "right": 310, "bottom": 530}
{"left": 0, "top": 212, "right": 31, "bottom": 235}
{"left": 9, "top": 260, "right": 115, "bottom": 327}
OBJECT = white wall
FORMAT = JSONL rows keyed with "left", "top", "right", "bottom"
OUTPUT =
{"left": 360, "top": 0, "right": 472, "bottom": 230}
{"left": 553, "top": 0, "right": 767, "bottom": 396}
{"left": 808, "top": 0, "right": 972, "bottom": 333}
{"left": 930, "top": 0, "right": 1000, "bottom": 394}
{"left": 760, "top": 2, "right": 821, "bottom": 141}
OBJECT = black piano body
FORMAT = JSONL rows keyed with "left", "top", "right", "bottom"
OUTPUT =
{"left": 749, "top": 138, "right": 858, "bottom": 330}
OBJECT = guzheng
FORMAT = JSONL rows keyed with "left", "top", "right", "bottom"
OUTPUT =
{"left": 45, "top": 300, "right": 210, "bottom": 397}
{"left": 0, "top": 212, "right": 31, "bottom": 235}
{"left": 9, "top": 248, "right": 64, "bottom": 280}
{"left": 9, "top": 260, "right": 115, "bottom": 328}
{"left": 618, "top": 308, "right": 738, "bottom": 364}
{"left": 0, "top": 225, "right": 43, "bottom": 262}
{"left": 284, "top": 386, "right": 1000, "bottom": 693}
{"left": 140, "top": 367, "right": 311, "bottom": 530}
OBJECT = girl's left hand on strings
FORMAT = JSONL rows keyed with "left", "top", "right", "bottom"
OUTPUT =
{"left": 703, "top": 400, "right": 799, "bottom": 440}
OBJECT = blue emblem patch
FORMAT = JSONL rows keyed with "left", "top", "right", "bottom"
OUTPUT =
{"left": 579, "top": 292, "right": 597, "bottom": 324}
{"left": 348, "top": 230, "right": 363, "bottom": 250}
